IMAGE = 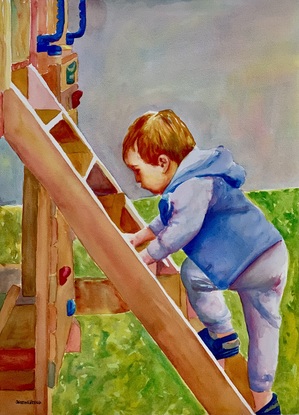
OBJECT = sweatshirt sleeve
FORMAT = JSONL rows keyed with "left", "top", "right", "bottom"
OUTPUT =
{"left": 148, "top": 215, "right": 165, "bottom": 235}
{"left": 147, "top": 177, "right": 213, "bottom": 261}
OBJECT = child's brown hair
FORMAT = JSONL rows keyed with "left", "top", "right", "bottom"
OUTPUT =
{"left": 122, "top": 109, "right": 196, "bottom": 165}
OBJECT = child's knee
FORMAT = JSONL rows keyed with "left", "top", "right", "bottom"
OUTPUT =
{"left": 181, "top": 258, "right": 216, "bottom": 292}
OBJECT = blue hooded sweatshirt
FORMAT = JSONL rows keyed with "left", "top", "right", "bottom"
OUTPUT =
{"left": 148, "top": 146, "right": 282, "bottom": 289}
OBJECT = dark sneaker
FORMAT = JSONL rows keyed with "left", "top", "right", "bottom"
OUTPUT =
{"left": 198, "top": 328, "right": 240, "bottom": 359}
{"left": 256, "top": 393, "right": 281, "bottom": 415}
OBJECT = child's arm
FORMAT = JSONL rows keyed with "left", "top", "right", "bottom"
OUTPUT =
{"left": 139, "top": 248, "right": 155, "bottom": 265}
{"left": 125, "top": 228, "right": 160, "bottom": 265}
{"left": 147, "top": 178, "right": 213, "bottom": 262}
{"left": 125, "top": 226, "right": 156, "bottom": 248}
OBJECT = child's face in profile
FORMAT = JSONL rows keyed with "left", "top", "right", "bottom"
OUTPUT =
{"left": 125, "top": 147, "right": 172, "bottom": 195}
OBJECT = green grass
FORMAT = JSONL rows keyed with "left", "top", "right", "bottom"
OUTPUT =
{"left": 0, "top": 206, "right": 22, "bottom": 264}
{"left": 248, "top": 189, "right": 299, "bottom": 414}
{"left": 131, "top": 189, "right": 299, "bottom": 414}
{"left": 1, "top": 188, "right": 299, "bottom": 414}
{"left": 52, "top": 313, "right": 204, "bottom": 415}
{"left": 0, "top": 205, "right": 105, "bottom": 278}
{"left": 0, "top": 293, "right": 6, "bottom": 309}
{"left": 73, "top": 239, "right": 106, "bottom": 278}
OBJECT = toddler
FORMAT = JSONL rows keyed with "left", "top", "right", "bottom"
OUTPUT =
{"left": 122, "top": 109, "right": 288, "bottom": 415}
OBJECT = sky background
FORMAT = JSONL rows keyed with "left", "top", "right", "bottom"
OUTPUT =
{"left": 1, "top": 0, "right": 299, "bottom": 203}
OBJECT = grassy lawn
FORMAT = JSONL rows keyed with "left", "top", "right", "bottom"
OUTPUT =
{"left": 0, "top": 188, "right": 298, "bottom": 414}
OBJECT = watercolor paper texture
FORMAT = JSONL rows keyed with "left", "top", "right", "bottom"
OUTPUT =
{"left": 0, "top": 1, "right": 298, "bottom": 414}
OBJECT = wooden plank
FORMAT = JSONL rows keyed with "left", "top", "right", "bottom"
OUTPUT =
{"left": 67, "top": 152, "right": 93, "bottom": 176}
{"left": 0, "top": 348, "right": 35, "bottom": 371}
{"left": 0, "top": 285, "right": 20, "bottom": 334}
{"left": 35, "top": 109, "right": 61, "bottom": 124}
{"left": 86, "top": 162, "right": 118, "bottom": 196}
{"left": 22, "top": 168, "right": 39, "bottom": 297}
{"left": 98, "top": 192, "right": 142, "bottom": 233}
{"left": 226, "top": 355, "right": 255, "bottom": 408}
{"left": 120, "top": 204, "right": 142, "bottom": 233}
{"left": 34, "top": 185, "right": 51, "bottom": 415}
{"left": 54, "top": 210, "right": 75, "bottom": 384}
{"left": 0, "top": 390, "right": 36, "bottom": 415}
{"left": 0, "top": 0, "right": 11, "bottom": 92}
{"left": 3, "top": 87, "right": 254, "bottom": 415}
{"left": 0, "top": 370, "right": 35, "bottom": 391}
{"left": 12, "top": 67, "right": 28, "bottom": 98}
{"left": 11, "top": 0, "right": 30, "bottom": 64}
{"left": 157, "top": 274, "right": 181, "bottom": 309}
{"left": 41, "top": 64, "right": 61, "bottom": 98}
{"left": 0, "top": 305, "right": 35, "bottom": 349}
{"left": 49, "top": 118, "right": 94, "bottom": 175}
{"left": 75, "top": 278, "right": 129, "bottom": 314}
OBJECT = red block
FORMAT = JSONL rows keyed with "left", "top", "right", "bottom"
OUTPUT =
{"left": 0, "top": 348, "right": 35, "bottom": 371}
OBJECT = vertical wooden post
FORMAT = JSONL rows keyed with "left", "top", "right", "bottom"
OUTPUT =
{"left": 0, "top": 0, "right": 11, "bottom": 136}
{"left": 0, "top": 0, "right": 11, "bottom": 91}
{"left": 29, "top": 0, "right": 38, "bottom": 67}
{"left": 22, "top": 168, "right": 39, "bottom": 297}
{"left": 35, "top": 185, "right": 51, "bottom": 415}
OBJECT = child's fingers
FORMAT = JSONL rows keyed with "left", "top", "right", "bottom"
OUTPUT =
{"left": 122, "top": 233, "right": 136, "bottom": 246}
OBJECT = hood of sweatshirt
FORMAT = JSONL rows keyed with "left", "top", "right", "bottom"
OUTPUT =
{"left": 164, "top": 145, "right": 246, "bottom": 194}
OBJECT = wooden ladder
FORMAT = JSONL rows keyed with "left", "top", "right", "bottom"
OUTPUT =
{"left": 3, "top": 64, "right": 254, "bottom": 415}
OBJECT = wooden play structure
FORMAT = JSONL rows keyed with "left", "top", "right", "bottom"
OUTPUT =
{"left": 0, "top": 1, "right": 255, "bottom": 414}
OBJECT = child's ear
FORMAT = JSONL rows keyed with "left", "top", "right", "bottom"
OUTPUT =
{"left": 158, "top": 154, "right": 170, "bottom": 172}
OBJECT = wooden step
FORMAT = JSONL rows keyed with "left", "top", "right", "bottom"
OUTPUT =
{"left": 0, "top": 348, "right": 35, "bottom": 371}
{"left": 0, "top": 304, "right": 36, "bottom": 391}
{"left": 49, "top": 116, "right": 93, "bottom": 176}
{"left": 86, "top": 162, "right": 118, "bottom": 196}
{"left": 98, "top": 193, "right": 140, "bottom": 233}
{"left": 35, "top": 109, "right": 61, "bottom": 125}
{"left": 0, "top": 390, "right": 37, "bottom": 415}
{"left": 0, "top": 370, "right": 35, "bottom": 391}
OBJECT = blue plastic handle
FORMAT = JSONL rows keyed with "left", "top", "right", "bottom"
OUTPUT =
{"left": 37, "top": 0, "right": 65, "bottom": 55}
{"left": 66, "top": 0, "right": 87, "bottom": 45}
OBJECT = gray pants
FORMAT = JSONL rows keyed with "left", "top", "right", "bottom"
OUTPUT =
{"left": 181, "top": 241, "right": 288, "bottom": 392}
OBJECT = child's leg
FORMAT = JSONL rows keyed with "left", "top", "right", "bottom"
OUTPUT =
{"left": 181, "top": 258, "right": 233, "bottom": 334}
{"left": 231, "top": 241, "right": 288, "bottom": 411}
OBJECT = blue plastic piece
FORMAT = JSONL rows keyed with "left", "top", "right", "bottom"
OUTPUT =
{"left": 66, "top": 0, "right": 87, "bottom": 45}
{"left": 37, "top": 0, "right": 65, "bottom": 55}
{"left": 66, "top": 299, "right": 76, "bottom": 317}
